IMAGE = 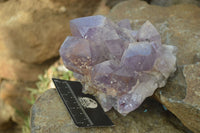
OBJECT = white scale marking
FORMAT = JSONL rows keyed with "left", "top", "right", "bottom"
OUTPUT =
{"left": 54, "top": 79, "right": 93, "bottom": 126}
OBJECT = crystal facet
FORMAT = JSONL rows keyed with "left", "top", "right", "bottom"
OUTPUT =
{"left": 60, "top": 15, "right": 177, "bottom": 115}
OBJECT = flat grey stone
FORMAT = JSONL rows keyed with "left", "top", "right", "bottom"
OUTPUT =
{"left": 31, "top": 89, "right": 185, "bottom": 133}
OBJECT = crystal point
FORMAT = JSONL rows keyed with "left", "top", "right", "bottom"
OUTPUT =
{"left": 70, "top": 15, "right": 106, "bottom": 37}
{"left": 137, "top": 20, "right": 161, "bottom": 46}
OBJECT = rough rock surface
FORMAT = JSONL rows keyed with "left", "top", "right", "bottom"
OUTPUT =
{"left": 31, "top": 89, "right": 185, "bottom": 133}
{"left": 155, "top": 63, "right": 200, "bottom": 133}
{"left": 0, "top": 0, "right": 100, "bottom": 64}
{"left": 108, "top": 0, "right": 200, "bottom": 132}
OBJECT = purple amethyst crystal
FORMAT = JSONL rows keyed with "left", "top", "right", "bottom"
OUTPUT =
{"left": 60, "top": 15, "right": 177, "bottom": 115}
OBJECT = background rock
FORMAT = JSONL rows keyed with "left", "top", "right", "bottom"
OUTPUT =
{"left": 31, "top": 89, "right": 186, "bottom": 133}
{"left": 0, "top": 43, "right": 49, "bottom": 82}
{"left": 108, "top": 0, "right": 200, "bottom": 132}
{"left": 0, "top": 81, "right": 34, "bottom": 115}
{"left": 0, "top": 100, "right": 15, "bottom": 126}
{"left": 106, "top": 0, "right": 128, "bottom": 8}
{"left": 93, "top": 0, "right": 110, "bottom": 15}
{"left": 0, "top": 81, "right": 23, "bottom": 133}
{"left": 0, "top": 56, "right": 48, "bottom": 82}
{"left": 0, "top": 0, "right": 7, "bottom": 2}
{"left": 0, "top": 80, "right": 37, "bottom": 130}
{"left": 0, "top": 99, "right": 21, "bottom": 133}
{"left": 0, "top": 0, "right": 102, "bottom": 131}
{"left": 0, "top": 0, "right": 101, "bottom": 64}
{"left": 150, "top": 0, "right": 200, "bottom": 7}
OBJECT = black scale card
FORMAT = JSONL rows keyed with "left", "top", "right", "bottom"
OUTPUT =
{"left": 52, "top": 78, "right": 114, "bottom": 127}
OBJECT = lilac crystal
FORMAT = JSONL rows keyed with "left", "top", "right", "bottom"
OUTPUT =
{"left": 60, "top": 15, "right": 177, "bottom": 115}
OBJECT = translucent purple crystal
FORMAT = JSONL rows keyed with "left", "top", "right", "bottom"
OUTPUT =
{"left": 60, "top": 15, "right": 177, "bottom": 115}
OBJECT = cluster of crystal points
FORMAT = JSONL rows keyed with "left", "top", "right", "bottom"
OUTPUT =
{"left": 60, "top": 15, "right": 177, "bottom": 115}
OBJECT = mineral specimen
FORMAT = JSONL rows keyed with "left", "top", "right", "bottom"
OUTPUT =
{"left": 59, "top": 15, "right": 177, "bottom": 115}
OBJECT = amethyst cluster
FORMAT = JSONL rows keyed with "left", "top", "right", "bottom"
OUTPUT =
{"left": 60, "top": 15, "right": 177, "bottom": 115}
